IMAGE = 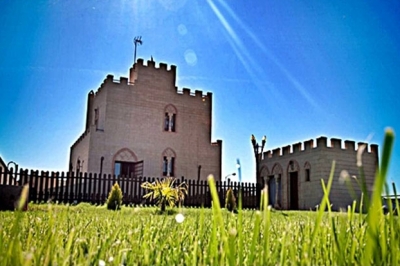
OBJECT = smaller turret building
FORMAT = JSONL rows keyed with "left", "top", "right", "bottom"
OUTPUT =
{"left": 259, "top": 137, "right": 378, "bottom": 211}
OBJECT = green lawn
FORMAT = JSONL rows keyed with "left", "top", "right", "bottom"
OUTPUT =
{"left": 0, "top": 129, "right": 398, "bottom": 265}
{"left": 0, "top": 201, "right": 399, "bottom": 265}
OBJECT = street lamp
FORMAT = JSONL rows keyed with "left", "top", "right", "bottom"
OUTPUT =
{"left": 251, "top": 135, "right": 267, "bottom": 206}
{"left": 7, "top": 161, "right": 19, "bottom": 184}
{"left": 224, "top": 172, "right": 236, "bottom": 182}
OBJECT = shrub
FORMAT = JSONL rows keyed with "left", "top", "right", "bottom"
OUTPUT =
{"left": 106, "top": 183, "right": 123, "bottom": 210}
{"left": 225, "top": 188, "right": 237, "bottom": 212}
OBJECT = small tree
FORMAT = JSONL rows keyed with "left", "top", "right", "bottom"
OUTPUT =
{"left": 225, "top": 188, "right": 237, "bottom": 212}
{"left": 106, "top": 183, "right": 123, "bottom": 210}
{"left": 141, "top": 177, "right": 188, "bottom": 212}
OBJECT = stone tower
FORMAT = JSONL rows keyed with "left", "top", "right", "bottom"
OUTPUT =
{"left": 69, "top": 58, "right": 222, "bottom": 181}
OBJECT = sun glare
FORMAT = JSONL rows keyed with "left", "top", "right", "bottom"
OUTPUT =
{"left": 207, "top": 0, "right": 320, "bottom": 111}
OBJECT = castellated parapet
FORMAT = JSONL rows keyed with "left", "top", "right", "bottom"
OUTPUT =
{"left": 129, "top": 58, "right": 176, "bottom": 87}
{"left": 259, "top": 136, "right": 378, "bottom": 212}
{"left": 89, "top": 59, "right": 213, "bottom": 102}
{"left": 70, "top": 57, "right": 221, "bottom": 181}
{"left": 264, "top": 136, "right": 378, "bottom": 159}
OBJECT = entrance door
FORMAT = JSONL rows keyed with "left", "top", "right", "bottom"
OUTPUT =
{"left": 289, "top": 172, "right": 298, "bottom": 210}
{"left": 114, "top": 160, "right": 144, "bottom": 178}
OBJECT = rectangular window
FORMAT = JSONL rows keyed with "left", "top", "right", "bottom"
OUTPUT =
{"left": 305, "top": 169, "right": 310, "bottom": 182}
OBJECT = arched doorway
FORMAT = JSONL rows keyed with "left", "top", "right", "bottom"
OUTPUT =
{"left": 112, "top": 148, "right": 142, "bottom": 178}
{"left": 287, "top": 160, "right": 300, "bottom": 210}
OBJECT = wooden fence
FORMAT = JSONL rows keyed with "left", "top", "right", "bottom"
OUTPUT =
{"left": 0, "top": 169, "right": 259, "bottom": 209}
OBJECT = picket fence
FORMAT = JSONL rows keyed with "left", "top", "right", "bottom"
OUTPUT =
{"left": 0, "top": 169, "right": 259, "bottom": 209}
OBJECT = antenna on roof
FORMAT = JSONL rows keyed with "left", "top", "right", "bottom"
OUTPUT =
{"left": 133, "top": 36, "right": 143, "bottom": 64}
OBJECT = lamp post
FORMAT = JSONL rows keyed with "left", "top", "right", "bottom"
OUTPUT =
{"left": 251, "top": 135, "right": 266, "bottom": 207}
{"left": 7, "top": 161, "right": 19, "bottom": 184}
{"left": 224, "top": 173, "right": 236, "bottom": 182}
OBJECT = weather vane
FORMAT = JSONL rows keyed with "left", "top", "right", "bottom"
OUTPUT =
{"left": 133, "top": 36, "right": 143, "bottom": 64}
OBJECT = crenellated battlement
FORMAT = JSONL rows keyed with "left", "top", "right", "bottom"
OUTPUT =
{"left": 263, "top": 136, "right": 378, "bottom": 159}
{"left": 177, "top": 87, "right": 213, "bottom": 101}
{"left": 92, "top": 74, "right": 133, "bottom": 96}
{"left": 135, "top": 58, "right": 177, "bottom": 72}
{"left": 90, "top": 58, "right": 212, "bottom": 102}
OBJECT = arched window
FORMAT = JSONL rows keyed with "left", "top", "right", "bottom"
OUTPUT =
{"left": 164, "top": 104, "right": 177, "bottom": 132}
{"left": 162, "top": 148, "right": 176, "bottom": 177}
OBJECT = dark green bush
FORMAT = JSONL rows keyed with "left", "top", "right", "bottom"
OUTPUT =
{"left": 106, "top": 183, "right": 123, "bottom": 210}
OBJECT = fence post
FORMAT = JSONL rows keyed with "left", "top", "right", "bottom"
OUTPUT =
{"left": 69, "top": 172, "right": 75, "bottom": 204}
{"left": 91, "top": 173, "right": 97, "bottom": 204}
{"left": 60, "top": 172, "right": 65, "bottom": 203}
{"left": 54, "top": 172, "right": 60, "bottom": 203}
{"left": 32, "top": 170, "right": 39, "bottom": 203}
{"left": 43, "top": 171, "right": 49, "bottom": 202}
{"left": 65, "top": 171, "right": 70, "bottom": 203}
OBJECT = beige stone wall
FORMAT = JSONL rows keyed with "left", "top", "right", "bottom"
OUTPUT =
{"left": 69, "top": 132, "right": 91, "bottom": 174}
{"left": 70, "top": 59, "right": 222, "bottom": 181}
{"left": 259, "top": 137, "right": 378, "bottom": 211}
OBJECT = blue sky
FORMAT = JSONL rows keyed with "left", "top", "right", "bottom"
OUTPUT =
{"left": 0, "top": 0, "right": 399, "bottom": 187}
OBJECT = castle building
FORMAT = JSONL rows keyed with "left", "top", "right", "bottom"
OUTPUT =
{"left": 259, "top": 137, "right": 378, "bottom": 211}
{"left": 69, "top": 58, "right": 222, "bottom": 181}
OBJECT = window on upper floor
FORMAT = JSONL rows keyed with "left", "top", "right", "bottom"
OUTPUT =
{"left": 164, "top": 113, "right": 170, "bottom": 131}
{"left": 94, "top": 107, "right": 105, "bottom": 131}
{"left": 164, "top": 113, "right": 176, "bottom": 132}
{"left": 164, "top": 104, "right": 177, "bottom": 132}
{"left": 94, "top": 108, "right": 101, "bottom": 131}
{"left": 94, "top": 108, "right": 99, "bottom": 130}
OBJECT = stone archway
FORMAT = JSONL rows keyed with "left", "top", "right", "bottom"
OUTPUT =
{"left": 271, "top": 163, "right": 283, "bottom": 209}
{"left": 112, "top": 148, "right": 139, "bottom": 177}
